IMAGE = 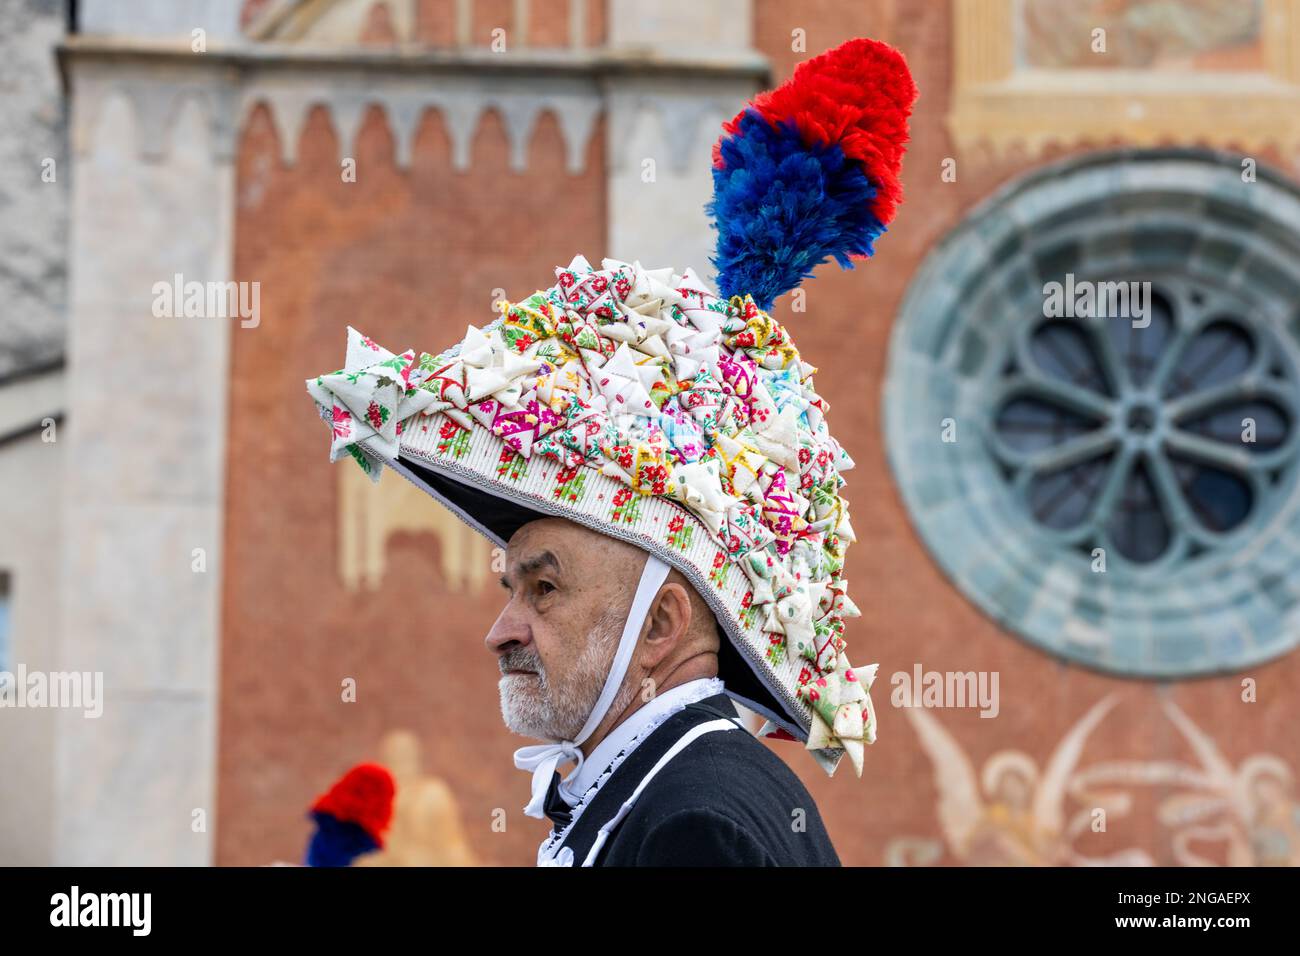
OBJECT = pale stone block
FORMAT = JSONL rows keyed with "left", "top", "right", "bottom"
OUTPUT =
{"left": 52, "top": 696, "right": 215, "bottom": 866}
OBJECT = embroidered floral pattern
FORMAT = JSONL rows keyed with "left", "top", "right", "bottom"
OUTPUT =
{"left": 497, "top": 448, "right": 528, "bottom": 482}
{"left": 437, "top": 419, "right": 471, "bottom": 459}
{"left": 765, "top": 633, "right": 787, "bottom": 667}
{"left": 331, "top": 406, "right": 352, "bottom": 440}
{"left": 611, "top": 486, "right": 642, "bottom": 525}
{"left": 366, "top": 400, "right": 389, "bottom": 430}
{"left": 708, "top": 550, "right": 727, "bottom": 588}
{"left": 553, "top": 464, "right": 587, "bottom": 503}
{"left": 666, "top": 514, "right": 694, "bottom": 552}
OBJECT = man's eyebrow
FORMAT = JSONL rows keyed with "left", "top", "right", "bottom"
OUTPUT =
{"left": 499, "top": 550, "right": 561, "bottom": 589}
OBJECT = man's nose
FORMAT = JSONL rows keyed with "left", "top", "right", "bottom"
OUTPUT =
{"left": 485, "top": 600, "right": 531, "bottom": 654}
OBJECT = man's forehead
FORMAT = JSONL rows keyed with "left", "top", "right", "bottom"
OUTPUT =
{"left": 503, "top": 519, "right": 581, "bottom": 569}
{"left": 503, "top": 518, "right": 629, "bottom": 572}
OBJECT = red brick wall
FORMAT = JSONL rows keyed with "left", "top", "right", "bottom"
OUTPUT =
{"left": 218, "top": 101, "right": 606, "bottom": 866}
{"left": 415, "top": 0, "right": 457, "bottom": 46}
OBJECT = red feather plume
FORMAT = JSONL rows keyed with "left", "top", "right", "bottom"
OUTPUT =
{"left": 310, "top": 762, "right": 396, "bottom": 846}
{"left": 713, "top": 37, "right": 917, "bottom": 234}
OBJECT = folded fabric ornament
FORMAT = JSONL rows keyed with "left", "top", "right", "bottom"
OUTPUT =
{"left": 305, "top": 37, "right": 915, "bottom": 776}
{"left": 306, "top": 330, "right": 452, "bottom": 480}
{"left": 801, "top": 662, "right": 879, "bottom": 776}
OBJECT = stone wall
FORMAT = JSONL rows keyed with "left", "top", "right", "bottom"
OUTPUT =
{"left": 0, "top": 0, "right": 67, "bottom": 377}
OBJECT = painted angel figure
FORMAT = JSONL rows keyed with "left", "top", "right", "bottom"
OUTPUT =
{"left": 897, "top": 695, "right": 1154, "bottom": 866}
{"left": 1157, "top": 697, "right": 1300, "bottom": 867}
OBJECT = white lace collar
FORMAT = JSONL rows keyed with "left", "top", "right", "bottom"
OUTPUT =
{"left": 537, "top": 676, "right": 724, "bottom": 863}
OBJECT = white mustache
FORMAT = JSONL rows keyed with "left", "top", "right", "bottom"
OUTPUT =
{"left": 500, "top": 650, "right": 543, "bottom": 677}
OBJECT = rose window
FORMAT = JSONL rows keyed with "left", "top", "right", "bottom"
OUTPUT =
{"left": 989, "top": 282, "right": 1297, "bottom": 569}
{"left": 884, "top": 150, "right": 1300, "bottom": 677}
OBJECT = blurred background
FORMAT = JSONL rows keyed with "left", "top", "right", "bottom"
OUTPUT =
{"left": 3, "top": 0, "right": 1300, "bottom": 866}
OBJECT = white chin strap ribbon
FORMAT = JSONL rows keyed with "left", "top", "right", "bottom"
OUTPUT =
{"left": 513, "top": 552, "right": 671, "bottom": 821}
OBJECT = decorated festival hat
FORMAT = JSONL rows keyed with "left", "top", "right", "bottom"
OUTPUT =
{"left": 306, "top": 38, "right": 916, "bottom": 776}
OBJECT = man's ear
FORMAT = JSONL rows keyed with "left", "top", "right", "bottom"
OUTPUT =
{"left": 639, "top": 582, "right": 693, "bottom": 667}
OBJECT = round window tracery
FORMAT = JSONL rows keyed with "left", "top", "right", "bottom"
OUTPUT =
{"left": 988, "top": 282, "right": 1298, "bottom": 570}
{"left": 884, "top": 150, "right": 1300, "bottom": 677}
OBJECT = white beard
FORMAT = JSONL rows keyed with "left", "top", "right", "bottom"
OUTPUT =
{"left": 498, "top": 605, "right": 636, "bottom": 742}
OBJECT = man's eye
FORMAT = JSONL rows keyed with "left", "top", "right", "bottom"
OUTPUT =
{"left": 537, "top": 581, "right": 557, "bottom": 596}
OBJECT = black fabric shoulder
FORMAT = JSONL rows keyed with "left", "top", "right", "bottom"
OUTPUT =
{"left": 635, "top": 807, "right": 775, "bottom": 867}
{"left": 552, "top": 693, "right": 840, "bottom": 867}
{"left": 600, "top": 722, "right": 842, "bottom": 866}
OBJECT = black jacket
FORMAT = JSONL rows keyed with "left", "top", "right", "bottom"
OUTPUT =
{"left": 550, "top": 693, "right": 841, "bottom": 866}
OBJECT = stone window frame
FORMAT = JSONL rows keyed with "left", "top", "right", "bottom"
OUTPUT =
{"left": 884, "top": 148, "right": 1300, "bottom": 678}
{"left": 949, "top": 0, "right": 1300, "bottom": 160}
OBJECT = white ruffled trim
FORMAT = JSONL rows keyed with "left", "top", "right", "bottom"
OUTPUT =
{"left": 536, "top": 677, "right": 726, "bottom": 866}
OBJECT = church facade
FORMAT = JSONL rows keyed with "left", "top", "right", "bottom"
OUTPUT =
{"left": 3, "top": 0, "right": 1299, "bottom": 866}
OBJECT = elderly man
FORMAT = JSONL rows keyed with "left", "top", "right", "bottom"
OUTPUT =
{"left": 307, "top": 37, "right": 915, "bottom": 865}
{"left": 492, "top": 515, "right": 838, "bottom": 865}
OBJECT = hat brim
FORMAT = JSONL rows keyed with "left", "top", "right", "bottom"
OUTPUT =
{"left": 368, "top": 420, "right": 843, "bottom": 776}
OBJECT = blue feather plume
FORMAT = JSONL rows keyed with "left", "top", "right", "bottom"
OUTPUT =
{"left": 304, "top": 810, "right": 381, "bottom": 867}
{"left": 707, "top": 109, "right": 885, "bottom": 311}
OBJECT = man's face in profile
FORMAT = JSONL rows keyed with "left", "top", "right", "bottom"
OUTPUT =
{"left": 486, "top": 518, "right": 644, "bottom": 742}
